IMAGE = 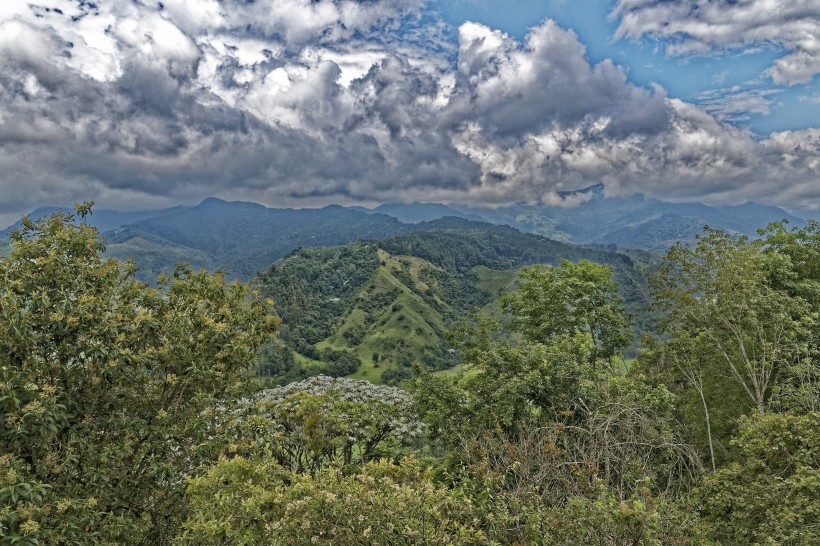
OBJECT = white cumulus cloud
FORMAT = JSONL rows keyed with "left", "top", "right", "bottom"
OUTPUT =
{"left": 612, "top": 0, "right": 820, "bottom": 85}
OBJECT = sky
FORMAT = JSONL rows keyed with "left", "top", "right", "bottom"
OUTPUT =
{"left": 0, "top": 0, "right": 818, "bottom": 226}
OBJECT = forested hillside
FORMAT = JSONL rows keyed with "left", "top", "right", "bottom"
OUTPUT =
{"left": 254, "top": 243, "right": 484, "bottom": 384}
{"left": 254, "top": 225, "right": 651, "bottom": 384}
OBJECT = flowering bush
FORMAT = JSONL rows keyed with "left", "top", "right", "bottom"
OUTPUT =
{"left": 226, "top": 376, "right": 423, "bottom": 472}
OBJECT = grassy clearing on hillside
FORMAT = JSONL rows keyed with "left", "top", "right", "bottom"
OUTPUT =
{"left": 308, "top": 253, "right": 457, "bottom": 383}
{"left": 473, "top": 266, "right": 519, "bottom": 317}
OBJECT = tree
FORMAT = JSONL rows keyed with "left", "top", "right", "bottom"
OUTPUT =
{"left": 230, "top": 376, "right": 423, "bottom": 472}
{"left": 651, "top": 227, "right": 811, "bottom": 415}
{"left": 759, "top": 219, "right": 820, "bottom": 309}
{"left": 417, "top": 310, "right": 602, "bottom": 440}
{"left": 417, "top": 280, "right": 698, "bottom": 504}
{"left": 759, "top": 220, "right": 820, "bottom": 413}
{"left": 697, "top": 411, "right": 820, "bottom": 545}
{"left": 178, "top": 456, "right": 487, "bottom": 545}
{"left": 0, "top": 205, "right": 277, "bottom": 544}
{"left": 502, "top": 260, "right": 631, "bottom": 367}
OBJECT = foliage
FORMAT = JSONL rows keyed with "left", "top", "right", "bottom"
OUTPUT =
{"left": 697, "top": 411, "right": 820, "bottom": 545}
{"left": 651, "top": 227, "right": 812, "bottom": 414}
{"left": 0, "top": 206, "right": 277, "bottom": 544}
{"left": 6, "top": 206, "right": 817, "bottom": 544}
{"left": 418, "top": 262, "right": 698, "bottom": 500}
{"left": 254, "top": 340, "right": 308, "bottom": 386}
{"left": 759, "top": 219, "right": 820, "bottom": 308}
{"left": 229, "top": 376, "right": 423, "bottom": 473}
{"left": 253, "top": 225, "right": 652, "bottom": 382}
{"left": 442, "top": 422, "right": 705, "bottom": 545}
{"left": 636, "top": 335, "right": 747, "bottom": 470}
{"left": 378, "top": 227, "right": 652, "bottom": 351}
{"left": 759, "top": 220, "right": 820, "bottom": 414}
{"left": 178, "top": 456, "right": 488, "bottom": 545}
{"left": 256, "top": 244, "right": 381, "bottom": 345}
{"left": 407, "top": 251, "right": 707, "bottom": 545}
{"left": 502, "top": 259, "right": 632, "bottom": 365}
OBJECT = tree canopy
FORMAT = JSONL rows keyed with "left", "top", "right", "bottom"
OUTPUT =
{"left": 0, "top": 205, "right": 277, "bottom": 544}
{"left": 503, "top": 259, "right": 632, "bottom": 365}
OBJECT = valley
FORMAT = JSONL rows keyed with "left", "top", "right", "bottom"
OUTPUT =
{"left": 3, "top": 193, "right": 796, "bottom": 384}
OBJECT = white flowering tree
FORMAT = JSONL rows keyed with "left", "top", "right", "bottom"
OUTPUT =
{"left": 233, "top": 376, "right": 422, "bottom": 473}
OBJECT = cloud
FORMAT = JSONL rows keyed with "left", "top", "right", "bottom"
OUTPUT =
{"left": 442, "top": 21, "right": 819, "bottom": 208}
{"left": 798, "top": 92, "right": 820, "bottom": 105}
{"left": 696, "top": 86, "right": 783, "bottom": 123}
{"left": 0, "top": 2, "right": 817, "bottom": 222}
{"left": 451, "top": 21, "right": 672, "bottom": 136}
{"left": 611, "top": 0, "right": 820, "bottom": 85}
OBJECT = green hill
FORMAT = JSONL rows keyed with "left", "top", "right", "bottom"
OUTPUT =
{"left": 254, "top": 242, "right": 488, "bottom": 384}
{"left": 254, "top": 227, "right": 651, "bottom": 384}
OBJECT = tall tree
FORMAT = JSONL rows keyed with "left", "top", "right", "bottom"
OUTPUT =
{"left": 759, "top": 219, "right": 820, "bottom": 309}
{"left": 0, "top": 205, "right": 277, "bottom": 544}
{"left": 651, "top": 227, "right": 811, "bottom": 414}
{"left": 502, "top": 259, "right": 631, "bottom": 367}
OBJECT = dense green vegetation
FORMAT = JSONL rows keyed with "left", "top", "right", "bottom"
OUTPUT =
{"left": 253, "top": 243, "right": 483, "bottom": 384}
{"left": 0, "top": 206, "right": 277, "bottom": 543}
{"left": 1, "top": 208, "right": 817, "bottom": 544}
{"left": 254, "top": 226, "right": 651, "bottom": 384}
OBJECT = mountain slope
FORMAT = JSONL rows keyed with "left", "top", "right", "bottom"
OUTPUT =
{"left": 104, "top": 198, "right": 414, "bottom": 280}
{"left": 254, "top": 226, "right": 651, "bottom": 384}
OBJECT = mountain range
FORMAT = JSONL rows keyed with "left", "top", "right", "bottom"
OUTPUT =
{"left": 368, "top": 184, "right": 807, "bottom": 251}
{"left": 1, "top": 187, "right": 807, "bottom": 280}
{"left": 5, "top": 189, "right": 800, "bottom": 382}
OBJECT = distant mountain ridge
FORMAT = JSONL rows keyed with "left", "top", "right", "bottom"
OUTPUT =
{"left": 373, "top": 189, "right": 804, "bottom": 251}
{"left": 102, "top": 198, "right": 415, "bottom": 280}
{"left": 2, "top": 192, "right": 806, "bottom": 277}
{"left": 366, "top": 202, "right": 485, "bottom": 224}
{"left": 0, "top": 205, "right": 190, "bottom": 237}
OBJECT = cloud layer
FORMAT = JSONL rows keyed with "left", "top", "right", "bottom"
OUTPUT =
{"left": 0, "top": 0, "right": 818, "bottom": 223}
{"left": 612, "top": 0, "right": 820, "bottom": 85}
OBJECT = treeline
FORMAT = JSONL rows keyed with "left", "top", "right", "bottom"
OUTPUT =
{"left": 1, "top": 207, "right": 818, "bottom": 544}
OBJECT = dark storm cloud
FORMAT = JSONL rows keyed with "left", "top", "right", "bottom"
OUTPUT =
{"left": 0, "top": 0, "right": 818, "bottom": 224}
